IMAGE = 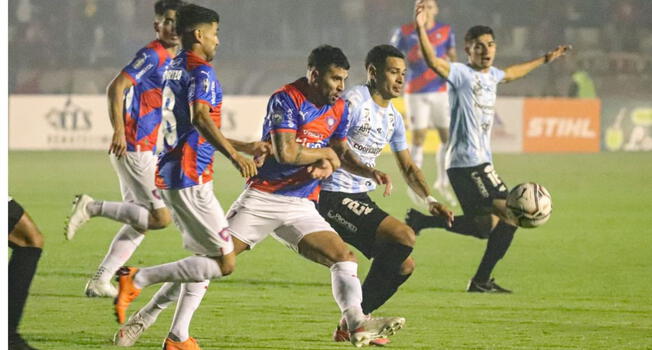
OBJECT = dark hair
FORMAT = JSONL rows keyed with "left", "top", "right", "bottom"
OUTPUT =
{"left": 176, "top": 4, "right": 220, "bottom": 36}
{"left": 154, "top": 0, "right": 185, "bottom": 16}
{"left": 365, "top": 45, "right": 405, "bottom": 70}
{"left": 308, "top": 45, "right": 350, "bottom": 72}
{"left": 464, "top": 25, "right": 494, "bottom": 45}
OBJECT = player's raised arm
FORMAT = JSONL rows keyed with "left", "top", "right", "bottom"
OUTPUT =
{"left": 106, "top": 73, "right": 134, "bottom": 158}
{"left": 502, "top": 45, "right": 571, "bottom": 82}
{"left": 415, "top": 0, "right": 451, "bottom": 79}
{"left": 394, "top": 149, "right": 453, "bottom": 224}
{"left": 330, "top": 138, "right": 393, "bottom": 196}
{"left": 191, "top": 102, "right": 258, "bottom": 178}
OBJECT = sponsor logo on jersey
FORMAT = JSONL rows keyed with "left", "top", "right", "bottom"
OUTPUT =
{"left": 132, "top": 53, "right": 148, "bottom": 69}
{"left": 135, "top": 63, "right": 154, "bottom": 80}
{"left": 163, "top": 70, "right": 182, "bottom": 81}
{"left": 352, "top": 141, "right": 383, "bottom": 155}
{"left": 271, "top": 112, "right": 283, "bottom": 125}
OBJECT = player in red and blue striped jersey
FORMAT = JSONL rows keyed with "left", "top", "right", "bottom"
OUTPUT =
{"left": 111, "top": 5, "right": 268, "bottom": 349}
{"left": 390, "top": 0, "right": 458, "bottom": 205}
{"left": 246, "top": 78, "right": 350, "bottom": 201}
{"left": 65, "top": 0, "right": 185, "bottom": 299}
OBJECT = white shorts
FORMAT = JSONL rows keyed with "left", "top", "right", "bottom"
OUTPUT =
{"left": 161, "top": 182, "right": 234, "bottom": 257}
{"left": 110, "top": 152, "right": 166, "bottom": 210}
{"left": 405, "top": 91, "right": 451, "bottom": 130}
{"left": 226, "top": 189, "right": 334, "bottom": 252}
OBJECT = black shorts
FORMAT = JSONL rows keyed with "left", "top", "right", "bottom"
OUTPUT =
{"left": 447, "top": 163, "right": 508, "bottom": 217}
{"left": 8, "top": 199, "right": 25, "bottom": 233}
{"left": 317, "top": 191, "right": 389, "bottom": 259}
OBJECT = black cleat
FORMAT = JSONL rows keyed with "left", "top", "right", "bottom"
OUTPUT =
{"left": 9, "top": 334, "right": 39, "bottom": 350}
{"left": 467, "top": 278, "right": 512, "bottom": 293}
{"left": 405, "top": 208, "right": 431, "bottom": 236}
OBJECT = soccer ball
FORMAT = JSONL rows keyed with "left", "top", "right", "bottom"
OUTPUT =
{"left": 506, "top": 183, "right": 552, "bottom": 228}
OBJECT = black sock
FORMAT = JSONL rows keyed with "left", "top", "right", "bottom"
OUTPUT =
{"left": 473, "top": 221, "right": 516, "bottom": 283}
{"left": 9, "top": 246, "right": 42, "bottom": 336}
{"left": 446, "top": 215, "right": 488, "bottom": 238}
{"left": 407, "top": 210, "right": 486, "bottom": 239}
{"left": 361, "top": 243, "right": 413, "bottom": 315}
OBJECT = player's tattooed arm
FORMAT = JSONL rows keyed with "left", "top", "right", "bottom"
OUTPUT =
{"left": 503, "top": 45, "right": 571, "bottom": 82}
{"left": 415, "top": 0, "right": 451, "bottom": 78}
{"left": 106, "top": 72, "right": 134, "bottom": 158}
{"left": 192, "top": 102, "right": 258, "bottom": 178}
{"left": 330, "top": 138, "right": 392, "bottom": 196}
{"left": 271, "top": 132, "right": 340, "bottom": 168}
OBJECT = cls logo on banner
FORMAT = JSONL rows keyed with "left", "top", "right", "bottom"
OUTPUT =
{"left": 526, "top": 117, "right": 596, "bottom": 138}
{"left": 45, "top": 99, "right": 92, "bottom": 131}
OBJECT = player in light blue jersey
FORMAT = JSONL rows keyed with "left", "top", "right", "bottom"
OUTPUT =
{"left": 406, "top": 1, "right": 570, "bottom": 293}
{"left": 319, "top": 45, "right": 453, "bottom": 344}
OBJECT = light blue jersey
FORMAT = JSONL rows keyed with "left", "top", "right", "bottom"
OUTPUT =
{"left": 446, "top": 62, "right": 505, "bottom": 169}
{"left": 322, "top": 85, "right": 408, "bottom": 193}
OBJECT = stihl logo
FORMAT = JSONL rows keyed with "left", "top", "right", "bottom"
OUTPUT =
{"left": 526, "top": 117, "right": 596, "bottom": 138}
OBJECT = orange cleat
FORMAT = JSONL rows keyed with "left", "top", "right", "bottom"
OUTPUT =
{"left": 333, "top": 317, "right": 391, "bottom": 346}
{"left": 163, "top": 337, "right": 202, "bottom": 350}
{"left": 114, "top": 266, "right": 141, "bottom": 324}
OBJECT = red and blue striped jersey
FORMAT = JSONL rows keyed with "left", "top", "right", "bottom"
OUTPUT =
{"left": 390, "top": 22, "right": 455, "bottom": 94}
{"left": 247, "top": 78, "right": 350, "bottom": 201}
{"left": 121, "top": 40, "right": 173, "bottom": 152}
{"left": 155, "top": 50, "right": 223, "bottom": 190}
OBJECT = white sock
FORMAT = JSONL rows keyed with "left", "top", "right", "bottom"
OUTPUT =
{"left": 133, "top": 256, "right": 222, "bottom": 289}
{"left": 411, "top": 145, "right": 424, "bottom": 168}
{"left": 168, "top": 280, "right": 209, "bottom": 342}
{"left": 138, "top": 281, "right": 181, "bottom": 323}
{"left": 97, "top": 201, "right": 149, "bottom": 231}
{"left": 95, "top": 225, "right": 145, "bottom": 282}
{"left": 330, "top": 261, "right": 365, "bottom": 329}
{"left": 435, "top": 143, "right": 448, "bottom": 188}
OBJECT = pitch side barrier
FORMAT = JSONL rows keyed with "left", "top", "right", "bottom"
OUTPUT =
{"left": 11, "top": 95, "right": 642, "bottom": 153}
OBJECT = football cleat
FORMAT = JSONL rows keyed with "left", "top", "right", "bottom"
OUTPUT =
{"left": 113, "top": 312, "right": 152, "bottom": 347}
{"left": 434, "top": 183, "right": 458, "bottom": 207}
{"left": 85, "top": 278, "right": 118, "bottom": 298}
{"left": 114, "top": 267, "right": 142, "bottom": 324}
{"left": 405, "top": 208, "right": 432, "bottom": 236}
{"left": 406, "top": 187, "right": 426, "bottom": 208}
{"left": 8, "top": 333, "right": 39, "bottom": 350}
{"left": 65, "top": 194, "right": 94, "bottom": 240}
{"left": 333, "top": 317, "right": 390, "bottom": 346}
{"left": 467, "top": 278, "right": 513, "bottom": 293}
{"left": 163, "top": 337, "right": 202, "bottom": 350}
{"left": 349, "top": 316, "right": 405, "bottom": 348}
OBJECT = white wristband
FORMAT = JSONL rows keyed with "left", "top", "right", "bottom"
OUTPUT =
{"left": 425, "top": 195, "right": 438, "bottom": 205}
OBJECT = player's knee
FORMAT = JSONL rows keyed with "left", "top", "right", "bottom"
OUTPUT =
{"left": 400, "top": 256, "right": 415, "bottom": 275}
{"left": 17, "top": 216, "right": 45, "bottom": 248}
{"left": 148, "top": 210, "right": 172, "bottom": 230}
{"left": 393, "top": 224, "right": 417, "bottom": 247}
{"left": 217, "top": 259, "right": 236, "bottom": 277}
{"left": 332, "top": 248, "right": 357, "bottom": 264}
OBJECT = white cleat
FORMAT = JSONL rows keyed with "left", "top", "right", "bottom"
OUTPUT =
{"left": 85, "top": 278, "right": 118, "bottom": 298}
{"left": 65, "top": 194, "right": 94, "bottom": 240}
{"left": 113, "top": 312, "right": 152, "bottom": 347}
{"left": 434, "top": 183, "right": 458, "bottom": 207}
{"left": 406, "top": 188, "right": 426, "bottom": 208}
{"left": 349, "top": 316, "right": 405, "bottom": 348}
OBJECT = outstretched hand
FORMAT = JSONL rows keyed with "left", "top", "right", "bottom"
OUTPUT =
{"left": 544, "top": 45, "right": 572, "bottom": 64}
{"left": 429, "top": 201, "right": 454, "bottom": 228}
{"left": 372, "top": 169, "right": 393, "bottom": 197}
{"left": 414, "top": 0, "right": 427, "bottom": 27}
{"left": 231, "top": 153, "right": 258, "bottom": 178}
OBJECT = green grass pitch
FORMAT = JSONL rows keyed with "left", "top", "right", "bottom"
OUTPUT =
{"left": 8, "top": 151, "right": 652, "bottom": 349}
